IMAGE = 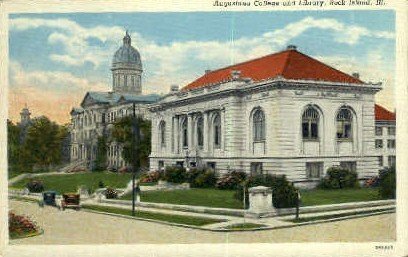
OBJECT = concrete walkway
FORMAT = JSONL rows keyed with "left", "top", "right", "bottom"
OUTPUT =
{"left": 9, "top": 200, "right": 396, "bottom": 244}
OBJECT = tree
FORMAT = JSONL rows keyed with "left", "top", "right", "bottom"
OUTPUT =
{"left": 94, "top": 136, "right": 108, "bottom": 171}
{"left": 378, "top": 166, "right": 396, "bottom": 199}
{"left": 111, "top": 115, "right": 151, "bottom": 171}
{"left": 7, "top": 120, "right": 22, "bottom": 175}
{"left": 21, "top": 116, "right": 66, "bottom": 171}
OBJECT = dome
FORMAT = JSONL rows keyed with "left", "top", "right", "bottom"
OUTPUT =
{"left": 112, "top": 31, "right": 142, "bottom": 68}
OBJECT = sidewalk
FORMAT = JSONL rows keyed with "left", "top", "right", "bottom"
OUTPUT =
{"left": 9, "top": 193, "right": 396, "bottom": 231}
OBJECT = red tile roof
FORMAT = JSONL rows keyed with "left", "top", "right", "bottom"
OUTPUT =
{"left": 375, "top": 104, "right": 396, "bottom": 121}
{"left": 182, "top": 48, "right": 364, "bottom": 91}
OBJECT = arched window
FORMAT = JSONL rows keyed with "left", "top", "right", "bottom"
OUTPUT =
{"left": 181, "top": 118, "right": 188, "bottom": 148}
{"left": 213, "top": 114, "right": 221, "bottom": 148}
{"left": 196, "top": 116, "right": 204, "bottom": 148}
{"left": 336, "top": 107, "right": 353, "bottom": 139}
{"left": 253, "top": 109, "right": 265, "bottom": 141}
{"left": 159, "top": 121, "right": 166, "bottom": 148}
{"left": 302, "top": 107, "right": 319, "bottom": 139}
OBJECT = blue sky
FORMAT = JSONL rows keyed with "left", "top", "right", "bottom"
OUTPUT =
{"left": 9, "top": 10, "right": 395, "bottom": 123}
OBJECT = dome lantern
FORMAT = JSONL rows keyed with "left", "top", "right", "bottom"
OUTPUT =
{"left": 111, "top": 31, "right": 143, "bottom": 95}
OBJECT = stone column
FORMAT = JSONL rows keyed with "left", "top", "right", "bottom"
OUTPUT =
{"left": 187, "top": 114, "right": 193, "bottom": 150}
{"left": 245, "top": 186, "right": 276, "bottom": 218}
{"left": 175, "top": 116, "right": 179, "bottom": 154}
{"left": 203, "top": 111, "right": 209, "bottom": 152}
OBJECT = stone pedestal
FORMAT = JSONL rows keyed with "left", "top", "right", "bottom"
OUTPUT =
{"left": 245, "top": 186, "right": 276, "bottom": 218}
{"left": 77, "top": 186, "right": 89, "bottom": 199}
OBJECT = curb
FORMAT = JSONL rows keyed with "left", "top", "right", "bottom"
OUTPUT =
{"left": 81, "top": 208, "right": 216, "bottom": 232}
{"left": 10, "top": 196, "right": 396, "bottom": 232}
{"left": 81, "top": 205, "right": 395, "bottom": 232}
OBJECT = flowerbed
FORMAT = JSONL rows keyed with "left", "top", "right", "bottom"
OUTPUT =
{"left": 9, "top": 211, "right": 40, "bottom": 239}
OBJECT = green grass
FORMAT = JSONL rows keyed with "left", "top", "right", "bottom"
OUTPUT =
{"left": 82, "top": 204, "right": 225, "bottom": 226}
{"left": 119, "top": 187, "right": 381, "bottom": 210}
{"left": 9, "top": 196, "right": 40, "bottom": 203}
{"left": 11, "top": 172, "right": 133, "bottom": 194}
{"left": 10, "top": 230, "right": 42, "bottom": 240}
{"left": 290, "top": 208, "right": 394, "bottom": 223}
{"left": 223, "top": 223, "right": 267, "bottom": 230}
{"left": 121, "top": 188, "right": 244, "bottom": 209}
{"left": 300, "top": 188, "right": 382, "bottom": 206}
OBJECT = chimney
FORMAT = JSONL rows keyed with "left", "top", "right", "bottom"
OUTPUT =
{"left": 352, "top": 72, "right": 360, "bottom": 79}
{"left": 205, "top": 69, "right": 212, "bottom": 74}
{"left": 287, "top": 45, "right": 297, "bottom": 50}
{"left": 231, "top": 70, "right": 241, "bottom": 80}
{"left": 170, "top": 85, "right": 179, "bottom": 92}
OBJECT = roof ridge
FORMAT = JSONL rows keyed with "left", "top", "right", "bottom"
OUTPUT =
{"left": 375, "top": 104, "right": 394, "bottom": 113}
{"left": 280, "top": 50, "right": 293, "bottom": 76}
{"left": 205, "top": 48, "right": 293, "bottom": 75}
{"left": 291, "top": 50, "right": 364, "bottom": 84}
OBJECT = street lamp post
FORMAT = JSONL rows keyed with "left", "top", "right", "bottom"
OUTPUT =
{"left": 131, "top": 103, "right": 141, "bottom": 217}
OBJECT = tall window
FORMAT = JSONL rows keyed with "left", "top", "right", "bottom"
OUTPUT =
{"left": 388, "top": 156, "right": 396, "bottom": 168}
{"left": 182, "top": 118, "right": 188, "bottom": 148}
{"left": 159, "top": 121, "right": 166, "bottom": 148}
{"left": 336, "top": 108, "right": 353, "bottom": 139}
{"left": 387, "top": 139, "right": 396, "bottom": 149}
{"left": 196, "top": 116, "right": 204, "bottom": 148}
{"left": 302, "top": 107, "right": 319, "bottom": 139}
{"left": 388, "top": 126, "right": 396, "bottom": 136}
{"left": 306, "top": 162, "right": 323, "bottom": 179}
{"left": 340, "top": 161, "right": 357, "bottom": 172}
{"left": 213, "top": 114, "right": 221, "bottom": 148}
{"left": 253, "top": 109, "right": 265, "bottom": 141}
{"left": 375, "top": 126, "right": 383, "bottom": 136}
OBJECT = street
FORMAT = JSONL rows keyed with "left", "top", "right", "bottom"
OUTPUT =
{"left": 9, "top": 200, "right": 395, "bottom": 244}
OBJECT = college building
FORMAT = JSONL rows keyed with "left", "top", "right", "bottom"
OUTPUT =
{"left": 148, "top": 45, "right": 395, "bottom": 187}
{"left": 69, "top": 32, "right": 160, "bottom": 171}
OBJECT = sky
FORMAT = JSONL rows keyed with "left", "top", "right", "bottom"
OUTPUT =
{"left": 8, "top": 10, "right": 395, "bottom": 124}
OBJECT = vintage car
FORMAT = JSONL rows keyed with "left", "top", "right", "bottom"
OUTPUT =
{"left": 61, "top": 193, "right": 81, "bottom": 211}
{"left": 39, "top": 191, "right": 58, "bottom": 207}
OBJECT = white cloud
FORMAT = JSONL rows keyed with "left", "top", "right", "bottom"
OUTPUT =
{"left": 316, "top": 48, "right": 395, "bottom": 110}
{"left": 9, "top": 16, "right": 395, "bottom": 116}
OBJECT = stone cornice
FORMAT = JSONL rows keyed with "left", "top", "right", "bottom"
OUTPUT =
{"left": 149, "top": 78, "right": 382, "bottom": 112}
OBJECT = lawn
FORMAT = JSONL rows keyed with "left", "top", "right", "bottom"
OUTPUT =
{"left": 82, "top": 204, "right": 225, "bottom": 226}
{"left": 122, "top": 188, "right": 244, "bottom": 209}
{"left": 223, "top": 223, "right": 267, "bottom": 230}
{"left": 290, "top": 208, "right": 393, "bottom": 223}
{"left": 11, "top": 172, "right": 133, "bottom": 194}
{"left": 300, "top": 188, "right": 382, "bottom": 206}
{"left": 122, "top": 187, "right": 382, "bottom": 209}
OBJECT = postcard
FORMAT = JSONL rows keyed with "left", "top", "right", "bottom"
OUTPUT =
{"left": 0, "top": 0, "right": 406, "bottom": 256}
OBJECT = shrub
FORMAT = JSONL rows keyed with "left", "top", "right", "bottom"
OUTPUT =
{"left": 235, "top": 174, "right": 298, "bottom": 208}
{"left": 186, "top": 168, "right": 205, "bottom": 187}
{"left": 105, "top": 187, "right": 118, "bottom": 199}
{"left": 26, "top": 180, "right": 44, "bottom": 193}
{"left": 9, "top": 211, "right": 38, "bottom": 238}
{"left": 139, "top": 170, "right": 163, "bottom": 183}
{"left": 363, "top": 176, "right": 380, "bottom": 188}
{"left": 319, "top": 166, "right": 359, "bottom": 189}
{"left": 194, "top": 170, "right": 217, "bottom": 188}
{"left": 98, "top": 181, "right": 105, "bottom": 188}
{"left": 378, "top": 166, "right": 396, "bottom": 199}
{"left": 164, "top": 166, "right": 186, "bottom": 184}
{"left": 216, "top": 171, "right": 247, "bottom": 190}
